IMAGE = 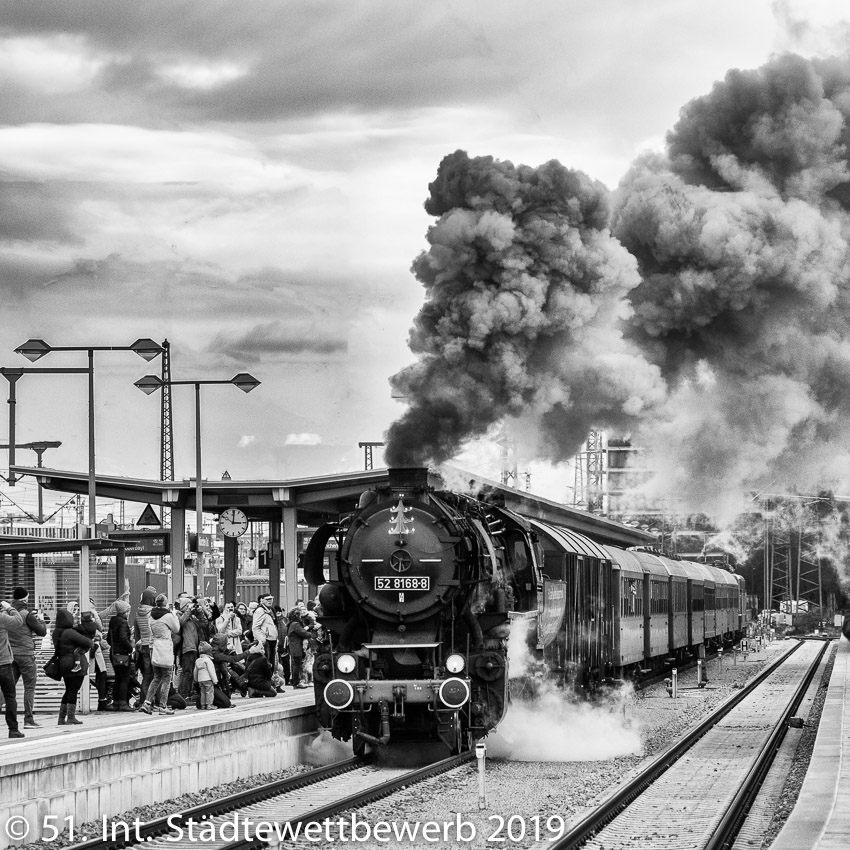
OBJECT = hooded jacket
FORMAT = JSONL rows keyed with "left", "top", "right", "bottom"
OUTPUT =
{"left": 245, "top": 648, "right": 273, "bottom": 689}
{"left": 6, "top": 599, "right": 47, "bottom": 658}
{"left": 0, "top": 605, "right": 23, "bottom": 665}
{"left": 150, "top": 605, "right": 181, "bottom": 667}
{"left": 252, "top": 603, "right": 277, "bottom": 644}
{"left": 134, "top": 587, "right": 157, "bottom": 646}
{"left": 52, "top": 608, "right": 92, "bottom": 677}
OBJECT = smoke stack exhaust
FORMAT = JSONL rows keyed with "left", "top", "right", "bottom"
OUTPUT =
{"left": 387, "top": 467, "right": 430, "bottom": 493}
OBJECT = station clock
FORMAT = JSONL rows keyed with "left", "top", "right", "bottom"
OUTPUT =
{"left": 218, "top": 508, "right": 249, "bottom": 538}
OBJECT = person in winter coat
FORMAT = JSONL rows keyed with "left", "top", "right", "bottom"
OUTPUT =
{"left": 235, "top": 602, "right": 252, "bottom": 644}
{"left": 177, "top": 597, "right": 210, "bottom": 699}
{"left": 245, "top": 644, "right": 276, "bottom": 697}
{"left": 208, "top": 633, "right": 252, "bottom": 696}
{"left": 6, "top": 587, "right": 47, "bottom": 728}
{"left": 52, "top": 608, "right": 92, "bottom": 726}
{"left": 140, "top": 594, "right": 180, "bottom": 715}
{"left": 0, "top": 600, "right": 24, "bottom": 738}
{"left": 193, "top": 642, "right": 218, "bottom": 709}
{"left": 107, "top": 599, "right": 134, "bottom": 711}
{"left": 287, "top": 611, "right": 311, "bottom": 689}
{"left": 215, "top": 602, "right": 244, "bottom": 653}
{"left": 252, "top": 594, "right": 278, "bottom": 665}
{"left": 134, "top": 587, "right": 157, "bottom": 703}
{"left": 273, "top": 605, "right": 291, "bottom": 685}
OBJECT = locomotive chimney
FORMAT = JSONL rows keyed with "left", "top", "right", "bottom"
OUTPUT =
{"left": 387, "top": 466, "right": 430, "bottom": 492}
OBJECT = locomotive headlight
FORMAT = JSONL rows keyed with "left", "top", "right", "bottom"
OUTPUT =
{"left": 324, "top": 679, "right": 354, "bottom": 710}
{"left": 438, "top": 677, "right": 471, "bottom": 709}
{"left": 445, "top": 654, "right": 465, "bottom": 674}
{"left": 336, "top": 653, "right": 357, "bottom": 674}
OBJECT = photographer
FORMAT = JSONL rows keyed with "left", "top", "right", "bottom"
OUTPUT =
{"left": 177, "top": 596, "right": 210, "bottom": 699}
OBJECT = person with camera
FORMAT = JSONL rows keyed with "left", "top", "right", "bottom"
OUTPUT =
{"left": 177, "top": 596, "right": 210, "bottom": 699}
{"left": 5, "top": 587, "right": 47, "bottom": 728}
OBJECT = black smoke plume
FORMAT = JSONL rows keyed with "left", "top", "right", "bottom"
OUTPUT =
{"left": 385, "top": 150, "right": 664, "bottom": 468}
{"left": 387, "top": 55, "right": 850, "bottom": 517}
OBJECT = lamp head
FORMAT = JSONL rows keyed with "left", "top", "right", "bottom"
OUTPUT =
{"left": 15, "top": 339, "right": 51, "bottom": 362}
{"left": 231, "top": 372, "right": 260, "bottom": 393}
{"left": 134, "top": 374, "right": 164, "bottom": 395}
{"left": 130, "top": 338, "right": 164, "bottom": 362}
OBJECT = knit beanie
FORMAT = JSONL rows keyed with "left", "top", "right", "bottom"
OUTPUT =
{"left": 198, "top": 641, "right": 213, "bottom": 654}
{"left": 12, "top": 586, "right": 28, "bottom": 600}
{"left": 249, "top": 643, "right": 263, "bottom": 654}
{"left": 140, "top": 588, "right": 157, "bottom": 606}
{"left": 115, "top": 599, "right": 131, "bottom": 615}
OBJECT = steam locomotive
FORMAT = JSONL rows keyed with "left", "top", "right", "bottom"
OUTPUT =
{"left": 303, "top": 467, "right": 747, "bottom": 755}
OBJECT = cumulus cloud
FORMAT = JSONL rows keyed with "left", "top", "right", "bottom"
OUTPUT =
{"left": 238, "top": 435, "right": 255, "bottom": 449}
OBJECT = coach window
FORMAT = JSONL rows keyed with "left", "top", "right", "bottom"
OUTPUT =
{"left": 650, "top": 580, "right": 668, "bottom": 614}
{"left": 673, "top": 581, "right": 687, "bottom": 613}
{"left": 691, "top": 584, "right": 704, "bottom": 612}
{"left": 622, "top": 577, "right": 642, "bottom": 617}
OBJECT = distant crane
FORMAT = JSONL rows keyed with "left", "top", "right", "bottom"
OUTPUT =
{"left": 359, "top": 442, "right": 384, "bottom": 470}
{"left": 160, "top": 340, "right": 174, "bottom": 530}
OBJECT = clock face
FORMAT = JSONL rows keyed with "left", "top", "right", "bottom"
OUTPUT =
{"left": 218, "top": 508, "right": 248, "bottom": 538}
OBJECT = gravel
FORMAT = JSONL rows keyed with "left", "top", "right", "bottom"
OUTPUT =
{"left": 15, "top": 637, "right": 819, "bottom": 850}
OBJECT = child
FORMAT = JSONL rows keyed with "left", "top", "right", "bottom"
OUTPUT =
{"left": 71, "top": 611, "right": 96, "bottom": 672}
{"left": 193, "top": 642, "right": 218, "bottom": 710}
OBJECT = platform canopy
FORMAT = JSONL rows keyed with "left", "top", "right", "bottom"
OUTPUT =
{"left": 10, "top": 463, "right": 653, "bottom": 548}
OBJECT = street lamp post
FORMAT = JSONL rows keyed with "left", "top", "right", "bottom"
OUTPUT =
{"left": 134, "top": 372, "right": 260, "bottom": 598}
{"left": 15, "top": 338, "right": 163, "bottom": 714}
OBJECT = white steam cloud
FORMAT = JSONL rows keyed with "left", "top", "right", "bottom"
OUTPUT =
{"left": 487, "top": 618, "right": 641, "bottom": 762}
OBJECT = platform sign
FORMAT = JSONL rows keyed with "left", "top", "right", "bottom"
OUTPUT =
{"left": 538, "top": 580, "right": 567, "bottom": 646}
{"left": 136, "top": 503, "right": 162, "bottom": 527}
{"left": 108, "top": 529, "right": 170, "bottom": 555}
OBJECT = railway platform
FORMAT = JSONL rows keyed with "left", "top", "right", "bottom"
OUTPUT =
{"left": 771, "top": 635, "right": 850, "bottom": 850}
{"left": 0, "top": 689, "right": 318, "bottom": 848}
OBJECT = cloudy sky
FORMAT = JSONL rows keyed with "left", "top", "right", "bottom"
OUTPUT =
{"left": 1, "top": 0, "right": 847, "bottom": 520}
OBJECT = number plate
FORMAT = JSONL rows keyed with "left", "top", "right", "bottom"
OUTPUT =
{"left": 374, "top": 576, "right": 430, "bottom": 591}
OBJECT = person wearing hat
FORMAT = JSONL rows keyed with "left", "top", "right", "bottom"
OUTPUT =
{"left": 245, "top": 642, "right": 276, "bottom": 698}
{"left": 0, "top": 598, "right": 25, "bottom": 738}
{"left": 107, "top": 598, "right": 134, "bottom": 712}
{"left": 5, "top": 587, "right": 47, "bottom": 728}
{"left": 51, "top": 607, "right": 92, "bottom": 725}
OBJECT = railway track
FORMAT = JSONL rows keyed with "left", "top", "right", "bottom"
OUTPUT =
{"left": 539, "top": 638, "right": 830, "bottom": 850}
{"left": 65, "top": 750, "right": 473, "bottom": 850}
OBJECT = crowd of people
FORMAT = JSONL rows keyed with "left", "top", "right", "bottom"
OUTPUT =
{"left": 0, "top": 586, "right": 323, "bottom": 738}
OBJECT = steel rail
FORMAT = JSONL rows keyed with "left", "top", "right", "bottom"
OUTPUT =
{"left": 64, "top": 756, "right": 368, "bottom": 850}
{"left": 546, "top": 639, "right": 805, "bottom": 850}
{"left": 218, "top": 750, "right": 475, "bottom": 850}
{"left": 704, "top": 638, "right": 830, "bottom": 850}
